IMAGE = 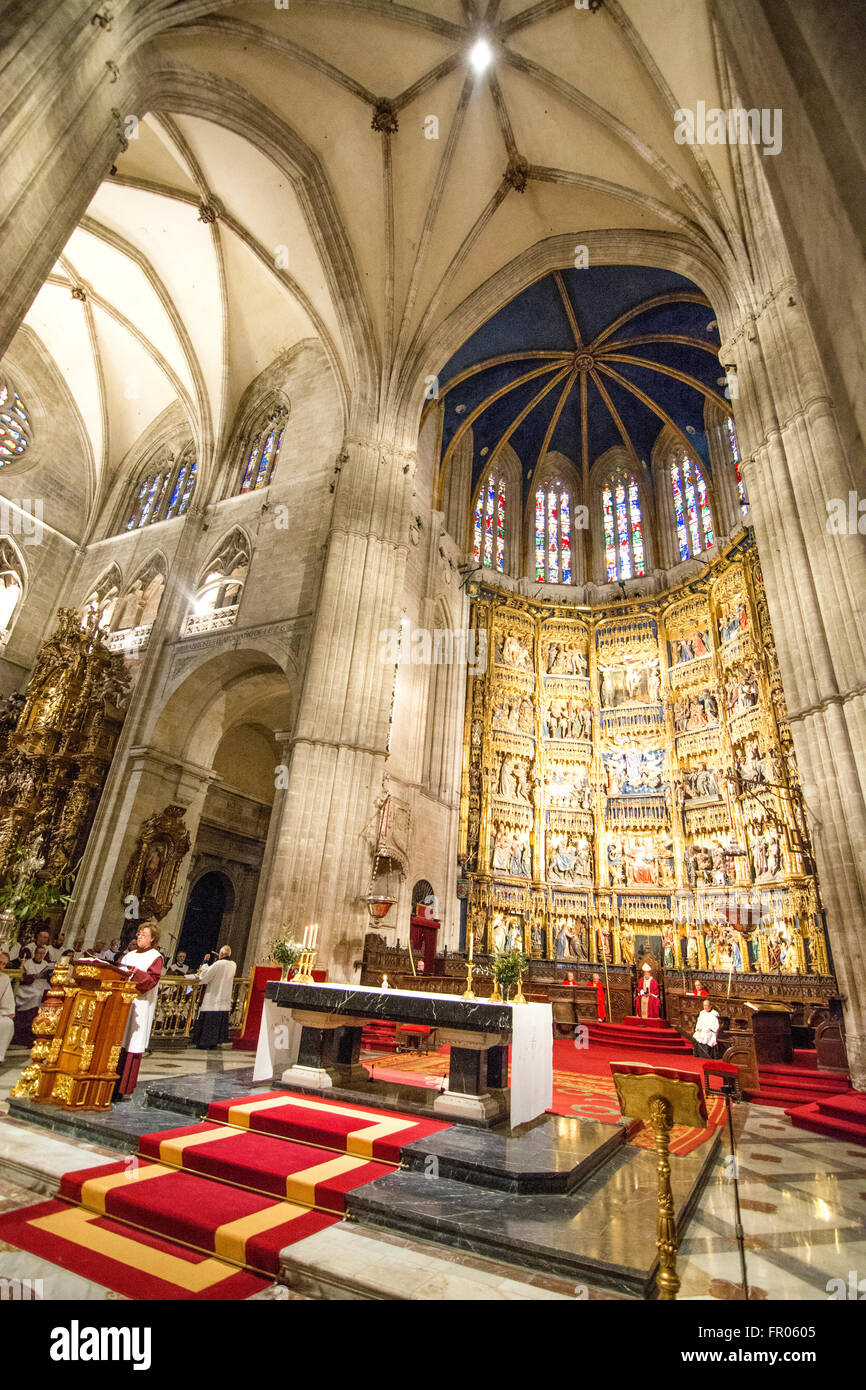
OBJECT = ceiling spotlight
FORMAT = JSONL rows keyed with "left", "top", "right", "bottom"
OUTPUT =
{"left": 470, "top": 37, "right": 493, "bottom": 74}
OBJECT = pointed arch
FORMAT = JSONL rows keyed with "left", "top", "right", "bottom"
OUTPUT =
{"left": 80, "top": 562, "right": 123, "bottom": 632}
{"left": 469, "top": 445, "right": 521, "bottom": 577}
{"left": 528, "top": 451, "right": 581, "bottom": 585}
{"left": 113, "top": 550, "right": 168, "bottom": 633}
{"left": 182, "top": 527, "right": 251, "bottom": 637}
{"left": 652, "top": 425, "right": 716, "bottom": 566}
{"left": 0, "top": 535, "right": 26, "bottom": 638}
{"left": 591, "top": 448, "right": 651, "bottom": 585}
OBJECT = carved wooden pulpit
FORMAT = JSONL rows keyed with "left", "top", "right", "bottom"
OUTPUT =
{"left": 11, "top": 958, "right": 138, "bottom": 1111}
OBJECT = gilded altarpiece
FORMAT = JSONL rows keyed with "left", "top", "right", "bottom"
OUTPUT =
{"left": 460, "top": 541, "right": 830, "bottom": 979}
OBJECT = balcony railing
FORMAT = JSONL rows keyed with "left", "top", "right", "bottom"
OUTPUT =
{"left": 180, "top": 604, "right": 239, "bottom": 638}
{"left": 104, "top": 624, "right": 152, "bottom": 655}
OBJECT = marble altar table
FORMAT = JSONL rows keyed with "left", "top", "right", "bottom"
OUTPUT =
{"left": 254, "top": 980, "right": 552, "bottom": 1125}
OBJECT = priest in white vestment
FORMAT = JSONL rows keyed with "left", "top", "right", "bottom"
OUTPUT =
{"left": 692, "top": 999, "right": 721, "bottom": 1058}
{"left": 192, "top": 945, "right": 236, "bottom": 1050}
{"left": 114, "top": 921, "right": 163, "bottom": 1098}
{"left": 0, "top": 951, "right": 14, "bottom": 1062}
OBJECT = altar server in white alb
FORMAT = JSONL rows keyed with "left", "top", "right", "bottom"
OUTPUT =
{"left": 692, "top": 998, "right": 721, "bottom": 1059}
{"left": 114, "top": 921, "right": 163, "bottom": 1098}
{"left": 193, "top": 945, "right": 236, "bottom": 1050}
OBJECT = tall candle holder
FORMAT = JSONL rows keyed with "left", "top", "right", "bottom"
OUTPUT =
{"left": 293, "top": 948, "right": 317, "bottom": 985}
{"left": 462, "top": 961, "right": 476, "bottom": 1000}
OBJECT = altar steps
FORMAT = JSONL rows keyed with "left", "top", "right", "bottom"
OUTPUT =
{"left": 743, "top": 1063, "right": 852, "bottom": 1110}
{"left": 0, "top": 1088, "right": 452, "bottom": 1295}
{"left": 584, "top": 1018, "right": 692, "bottom": 1054}
{"left": 786, "top": 1091, "right": 866, "bottom": 1147}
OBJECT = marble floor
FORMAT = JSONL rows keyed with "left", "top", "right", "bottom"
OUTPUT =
{"left": 0, "top": 1044, "right": 863, "bottom": 1301}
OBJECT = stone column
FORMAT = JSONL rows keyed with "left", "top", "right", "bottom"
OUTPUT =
{"left": 250, "top": 428, "right": 415, "bottom": 980}
{"left": 722, "top": 279, "right": 866, "bottom": 1086}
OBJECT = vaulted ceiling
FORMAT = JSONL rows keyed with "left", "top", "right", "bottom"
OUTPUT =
{"left": 6, "top": 0, "right": 746, "bottom": 537}
{"left": 434, "top": 264, "right": 729, "bottom": 507}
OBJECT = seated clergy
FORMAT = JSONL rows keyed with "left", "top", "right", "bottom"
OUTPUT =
{"left": 114, "top": 921, "right": 163, "bottom": 1099}
{"left": 12, "top": 945, "right": 53, "bottom": 1046}
{"left": 192, "top": 946, "right": 237, "bottom": 1050}
{"left": 171, "top": 950, "right": 190, "bottom": 975}
{"left": 0, "top": 952, "right": 14, "bottom": 1063}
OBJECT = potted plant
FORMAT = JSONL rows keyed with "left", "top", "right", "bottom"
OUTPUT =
{"left": 269, "top": 931, "right": 302, "bottom": 981}
{"left": 489, "top": 947, "right": 529, "bottom": 1002}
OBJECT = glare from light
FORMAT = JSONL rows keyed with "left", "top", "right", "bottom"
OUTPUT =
{"left": 470, "top": 37, "right": 492, "bottom": 74}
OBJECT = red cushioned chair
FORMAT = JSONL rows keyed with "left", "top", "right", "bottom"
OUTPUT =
{"left": 397, "top": 1023, "right": 435, "bottom": 1055}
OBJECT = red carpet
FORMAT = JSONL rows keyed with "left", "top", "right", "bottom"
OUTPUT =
{"left": 0, "top": 1200, "right": 271, "bottom": 1300}
{"left": 59, "top": 1160, "right": 337, "bottom": 1276}
{"left": 743, "top": 1055, "right": 851, "bottom": 1109}
{"left": 206, "top": 1089, "right": 451, "bottom": 1161}
{"left": 584, "top": 1017, "right": 693, "bottom": 1054}
{"left": 0, "top": 1090, "right": 451, "bottom": 1297}
{"left": 786, "top": 1091, "right": 866, "bottom": 1147}
{"left": 138, "top": 1123, "right": 393, "bottom": 1210}
{"left": 362, "top": 1038, "right": 719, "bottom": 1155}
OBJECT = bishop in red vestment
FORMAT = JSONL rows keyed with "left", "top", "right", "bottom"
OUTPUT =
{"left": 636, "top": 964, "right": 660, "bottom": 1019}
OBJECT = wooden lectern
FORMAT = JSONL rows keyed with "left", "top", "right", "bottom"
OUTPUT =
{"left": 11, "top": 958, "right": 138, "bottom": 1111}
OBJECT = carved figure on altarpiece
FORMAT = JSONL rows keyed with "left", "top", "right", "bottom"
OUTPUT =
{"left": 603, "top": 747, "right": 664, "bottom": 796}
{"left": 552, "top": 916, "right": 586, "bottom": 962}
{"left": 544, "top": 641, "right": 588, "bottom": 676}
{"left": 672, "top": 690, "right": 719, "bottom": 734}
{"left": 495, "top": 628, "right": 533, "bottom": 671}
{"left": 547, "top": 830, "right": 593, "bottom": 885}
{"left": 491, "top": 822, "right": 531, "bottom": 877}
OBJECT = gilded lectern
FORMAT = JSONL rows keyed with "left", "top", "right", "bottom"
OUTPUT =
{"left": 11, "top": 958, "right": 137, "bottom": 1111}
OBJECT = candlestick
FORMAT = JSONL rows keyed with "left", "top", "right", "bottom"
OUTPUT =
{"left": 468, "top": 923, "right": 474, "bottom": 961}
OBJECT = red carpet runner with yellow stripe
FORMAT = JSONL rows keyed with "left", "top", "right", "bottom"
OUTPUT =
{"left": 0, "top": 1092, "right": 451, "bottom": 1300}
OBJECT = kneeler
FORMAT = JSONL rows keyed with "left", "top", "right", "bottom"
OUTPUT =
{"left": 610, "top": 1061, "right": 708, "bottom": 1301}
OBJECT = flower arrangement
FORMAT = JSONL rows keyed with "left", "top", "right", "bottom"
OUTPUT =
{"left": 489, "top": 947, "right": 529, "bottom": 1001}
{"left": 269, "top": 931, "right": 303, "bottom": 980}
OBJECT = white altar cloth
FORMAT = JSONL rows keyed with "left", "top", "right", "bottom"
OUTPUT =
{"left": 510, "top": 1001, "right": 553, "bottom": 1127}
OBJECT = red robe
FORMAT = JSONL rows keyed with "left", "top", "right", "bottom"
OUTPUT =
{"left": 591, "top": 979, "right": 606, "bottom": 1022}
{"left": 693, "top": 986, "right": 709, "bottom": 997}
{"left": 636, "top": 975, "right": 660, "bottom": 1019}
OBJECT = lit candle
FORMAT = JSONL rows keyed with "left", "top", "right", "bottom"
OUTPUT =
{"left": 313, "top": 923, "right": 319, "bottom": 948}
{"left": 468, "top": 924, "right": 474, "bottom": 961}
{"left": 302, "top": 924, "right": 309, "bottom": 949}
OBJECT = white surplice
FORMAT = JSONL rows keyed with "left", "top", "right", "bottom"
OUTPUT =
{"left": 119, "top": 947, "right": 162, "bottom": 1052}
{"left": 196, "top": 958, "right": 236, "bottom": 1012}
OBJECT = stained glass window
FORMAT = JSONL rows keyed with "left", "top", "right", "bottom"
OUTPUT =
{"left": 123, "top": 450, "right": 197, "bottom": 532}
{"left": 535, "top": 481, "right": 573, "bottom": 583}
{"left": 0, "top": 378, "right": 31, "bottom": 463}
{"left": 670, "top": 451, "right": 713, "bottom": 559}
{"left": 473, "top": 472, "right": 506, "bottom": 572}
{"left": 602, "top": 469, "right": 645, "bottom": 582}
{"left": 239, "top": 407, "right": 287, "bottom": 494}
{"left": 726, "top": 415, "right": 748, "bottom": 513}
